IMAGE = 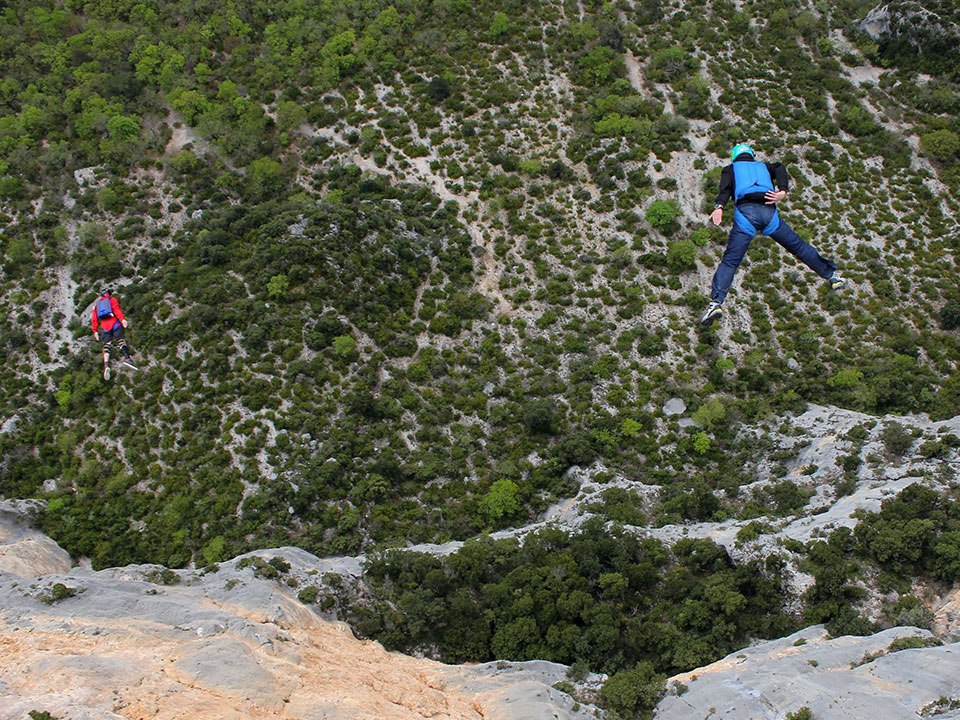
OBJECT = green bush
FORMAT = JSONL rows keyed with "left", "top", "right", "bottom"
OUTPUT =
{"left": 480, "top": 478, "right": 522, "bottom": 525}
{"left": 666, "top": 240, "right": 697, "bottom": 272}
{"left": 521, "top": 399, "right": 557, "bottom": 434}
{"left": 601, "top": 661, "right": 666, "bottom": 718}
{"left": 940, "top": 299, "right": 960, "bottom": 330}
{"left": 646, "top": 200, "right": 681, "bottom": 234}
{"left": 920, "top": 129, "right": 960, "bottom": 160}
{"left": 881, "top": 422, "right": 913, "bottom": 456}
{"left": 298, "top": 586, "right": 319, "bottom": 604}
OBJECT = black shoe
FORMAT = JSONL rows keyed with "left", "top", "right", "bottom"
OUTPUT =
{"left": 122, "top": 358, "right": 138, "bottom": 370}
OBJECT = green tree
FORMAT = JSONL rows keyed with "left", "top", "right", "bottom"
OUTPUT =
{"left": 106, "top": 114, "right": 140, "bottom": 140}
{"left": 692, "top": 397, "right": 726, "bottom": 430}
{"left": 480, "top": 478, "right": 522, "bottom": 524}
{"left": 201, "top": 535, "right": 226, "bottom": 564}
{"left": 666, "top": 239, "right": 697, "bottom": 271}
{"left": 317, "top": 30, "right": 357, "bottom": 88}
{"left": 578, "top": 46, "right": 621, "bottom": 87}
{"left": 522, "top": 399, "right": 556, "bottom": 434}
{"left": 489, "top": 12, "right": 510, "bottom": 39}
{"left": 267, "top": 274, "right": 289, "bottom": 298}
{"left": 920, "top": 128, "right": 959, "bottom": 160}
{"left": 333, "top": 335, "right": 357, "bottom": 358}
{"left": 491, "top": 615, "right": 538, "bottom": 658}
{"left": 247, "top": 157, "right": 285, "bottom": 199}
{"left": 276, "top": 101, "right": 307, "bottom": 132}
{"left": 601, "top": 661, "right": 666, "bottom": 717}
{"left": 940, "top": 299, "right": 960, "bottom": 330}
{"left": 647, "top": 200, "right": 681, "bottom": 233}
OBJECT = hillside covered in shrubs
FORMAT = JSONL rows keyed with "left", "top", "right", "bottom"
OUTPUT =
{"left": 1, "top": 0, "right": 959, "bottom": 710}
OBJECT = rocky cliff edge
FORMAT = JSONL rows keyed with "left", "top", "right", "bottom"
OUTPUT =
{"left": 0, "top": 502, "right": 598, "bottom": 720}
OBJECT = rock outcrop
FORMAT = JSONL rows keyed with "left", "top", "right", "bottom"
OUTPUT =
{"left": 0, "top": 524, "right": 597, "bottom": 720}
{"left": 860, "top": 2, "right": 960, "bottom": 47}
{"left": 403, "top": 403, "right": 960, "bottom": 559}
{"left": 655, "top": 625, "right": 960, "bottom": 720}
{"left": 0, "top": 500, "right": 71, "bottom": 578}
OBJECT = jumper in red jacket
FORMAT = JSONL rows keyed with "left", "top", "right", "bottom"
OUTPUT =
{"left": 91, "top": 295, "right": 126, "bottom": 333}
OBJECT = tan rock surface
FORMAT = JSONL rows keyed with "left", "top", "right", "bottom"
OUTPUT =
{"left": 0, "top": 545, "right": 594, "bottom": 720}
{"left": 0, "top": 596, "right": 488, "bottom": 719}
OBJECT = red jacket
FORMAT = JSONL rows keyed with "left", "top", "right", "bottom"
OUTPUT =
{"left": 91, "top": 295, "right": 125, "bottom": 333}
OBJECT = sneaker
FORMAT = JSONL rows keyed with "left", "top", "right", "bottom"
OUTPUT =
{"left": 700, "top": 301, "right": 723, "bottom": 326}
{"left": 103, "top": 365, "right": 111, "bottom": 381}
{"left": 829, "top": 275, "right": 847, "bottom": 290}
{"left": 121, "top": 358, "right": 138, "bottom": 370}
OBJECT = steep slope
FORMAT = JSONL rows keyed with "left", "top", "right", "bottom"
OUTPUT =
{"left": 1, "top": 0, "right": 957, "bottom": 572}
{"left": 4, "top": 500, "right": 959, "bottom": 720}
{"left": 0, "top": 0, "right": 959, "bottom": 711}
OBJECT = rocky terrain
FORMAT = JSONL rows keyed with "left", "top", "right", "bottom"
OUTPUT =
{"left": 2, "top": 399, "right": 959, "bottom": 719}
{"left": 656, "top": 625, "right": 960, "bottom": 720}
{"left": 1, "top": 0, "right": 959, "bottom": 716}
{"left": 0, "top": 504, "right": 602, "bottom": 720}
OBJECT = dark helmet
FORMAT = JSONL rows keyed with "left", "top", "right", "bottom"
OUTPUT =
{"left": 100, "top": 288, "right": 111, "bottom": 297}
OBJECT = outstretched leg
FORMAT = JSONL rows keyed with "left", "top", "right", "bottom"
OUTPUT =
{"left": 767, "top": 218, "right": 836, "bottom": 280}
{"left": 710, "top": 222, "right": 754, "bottom": 304}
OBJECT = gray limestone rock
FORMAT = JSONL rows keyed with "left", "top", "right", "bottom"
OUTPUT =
{"left": 0, "top": 696, "right": 126, "bottom": 720}
{"left": 860, "top": 2, "right": 960, "bottom": 48}
{"left": 0, "top": 500, "right": 72, "bottom": 578}
{"left": 654, "top": 625, "right": 960, "bottom": 720}
{"left": 451, "top": 660, "right": 603, "bottom": 720}
{"left": 0, "top": 414, "right": 18, "bottom": 435}
{"left": 663, "top": 397, "right": 687, "bottom": 416}
{"left": 73, "top": 166, "right": 106, "bottom": 188}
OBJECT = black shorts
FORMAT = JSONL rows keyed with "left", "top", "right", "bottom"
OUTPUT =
{"left": 101, "top": 324, "right": 125, "bottom": 349}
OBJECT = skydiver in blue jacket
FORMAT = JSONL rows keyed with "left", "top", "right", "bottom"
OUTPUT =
{"left": 700, "top": 143, "right": 846, "bottom": 325}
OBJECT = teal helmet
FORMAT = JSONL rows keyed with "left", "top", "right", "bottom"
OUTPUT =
{"left": 730, "top": 143, "right": 754, "bottom": 161}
